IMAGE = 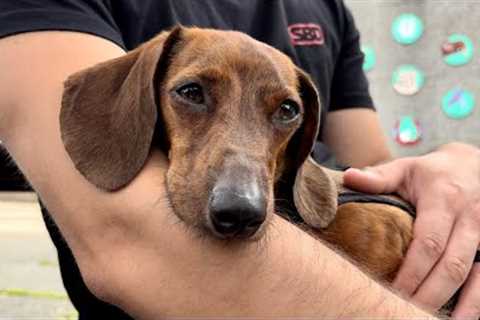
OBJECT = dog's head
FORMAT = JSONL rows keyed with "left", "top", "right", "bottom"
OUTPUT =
{"left": 61, "top": 26, "right": 337, "bottom": 240}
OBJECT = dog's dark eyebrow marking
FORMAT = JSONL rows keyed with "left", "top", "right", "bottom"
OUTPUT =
{"left": 170, "top": 67, "right": 230, "bottom": 87}
{"left": 194, "top": 68, "right": 231, "bottom": 82}
{"left": 259, "top": 85, "right": 300, "bottom": 100}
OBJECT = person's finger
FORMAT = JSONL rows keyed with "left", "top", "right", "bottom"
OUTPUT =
{"left": 392, "top": 196, "right": 455, "bottom": 296}
{"left": 452, "top": 263, "right": 480, "bottom": 320}
{"left": 343, "top": 158, "right": 413, "bottom": 196}
{"left": 413, "top": 219, "right": 479, "bottom": 310}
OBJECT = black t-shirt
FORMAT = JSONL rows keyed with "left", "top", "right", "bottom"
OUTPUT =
{"left": 0, "top": 1, "right": 374, "bottom": 318}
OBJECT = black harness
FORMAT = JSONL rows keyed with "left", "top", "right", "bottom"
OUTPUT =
{"left": 338, "top": 191, "right": 416, "bottom": 218}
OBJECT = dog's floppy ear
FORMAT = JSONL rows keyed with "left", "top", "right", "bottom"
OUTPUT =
{"left": 287, "top": 68, "right": 321, "bottom": 172}
{"left": 60, "top": 27, "right": 183, "bottom": 191}
{"left": 293, "top": 156, "right": 340, "bottom": 228}
{"left": 287, "top": 68, "right": 338, "bottom": 228}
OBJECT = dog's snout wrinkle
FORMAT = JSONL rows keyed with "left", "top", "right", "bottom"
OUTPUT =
{"left": 213, "top": 177, "right": 261, "bottom": 201}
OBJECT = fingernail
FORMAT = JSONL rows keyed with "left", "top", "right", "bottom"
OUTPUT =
{"left": 363, "top": 170, "right": 381, "bottom": 179}
{"left": 346, "top": 168, "right": 363, "bottom": 174}
{"left": 348, "top": 167, "right": 380, "bottom": 179}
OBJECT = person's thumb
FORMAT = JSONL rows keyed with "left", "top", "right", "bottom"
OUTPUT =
{"left": 343, "top": 158, "right": 413, "bottom": 195}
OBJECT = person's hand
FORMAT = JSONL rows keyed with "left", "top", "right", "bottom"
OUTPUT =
{"left": 343, "top": 142, "right": 480, "bottom": 318}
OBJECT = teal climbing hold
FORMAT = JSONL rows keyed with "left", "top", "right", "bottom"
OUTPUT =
{"left": 395, "top": 116, "right": 421, "bottom": 145}
{"left": 442, "top": 34, "right": 474, "bottom": 67}
{"left": 442, "top": 88, "right": 475, "bottom": 119}
{"left": 392, "top": 13, "right": 424, "bottom": 45}
{"left": 361, "top": 45, "right": 376, "bottom": 72}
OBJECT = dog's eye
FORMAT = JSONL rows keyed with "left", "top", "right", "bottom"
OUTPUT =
{"left": 273, "top": 100, "right": 300, "bottom": 123}
{"left": 176, "top": 83, "right": 205, "bottom": 104}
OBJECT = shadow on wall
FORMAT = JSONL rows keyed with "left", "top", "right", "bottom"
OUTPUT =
{"left": 345, "top": 0, "right": 479, "bottom": 157}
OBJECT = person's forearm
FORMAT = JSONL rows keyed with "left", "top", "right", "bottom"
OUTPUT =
{"left": 323, "top": 109, "right": 393, "bottom": 168}
{"left": 98, "top": 183, "right": 436, "bottom": 318}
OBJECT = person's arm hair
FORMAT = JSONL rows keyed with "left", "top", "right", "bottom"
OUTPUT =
{"left": 105, "top": 157, "right": 438, "bottom": 318}
{"left": 0, "top": 31, "right": 435, "bottom": 318}
{"left": 323, "top": 108, "right": 393, "bottom": 168}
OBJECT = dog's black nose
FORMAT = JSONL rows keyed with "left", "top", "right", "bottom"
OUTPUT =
{"left": 209, "top": 187, "right": 266, "bottom": 238}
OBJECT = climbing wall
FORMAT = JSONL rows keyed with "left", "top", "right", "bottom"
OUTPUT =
{"left": 345, "top": 0, "right": 479, "bottom": 157}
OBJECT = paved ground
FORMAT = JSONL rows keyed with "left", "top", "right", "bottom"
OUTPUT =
{"left": 0, "top": 193, "right": 77, "bottom": 320}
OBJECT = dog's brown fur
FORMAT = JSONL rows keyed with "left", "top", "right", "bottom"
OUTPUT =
{"left": 60, "top": 26, "right": 413, "bottom": 281}
{"left": 322, "top": 203, "right": 413, "bottom": 281}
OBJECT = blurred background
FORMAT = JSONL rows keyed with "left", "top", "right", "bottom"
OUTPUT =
{"left": 0, "top": 0, "right": 478, "bottom": 318}
{"left": 346, "top": 0, "right": 479, "bottom": 157}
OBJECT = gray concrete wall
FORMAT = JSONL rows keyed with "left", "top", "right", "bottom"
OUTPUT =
{"left": 345, "top": 0, "right": 479, "bottom": 157}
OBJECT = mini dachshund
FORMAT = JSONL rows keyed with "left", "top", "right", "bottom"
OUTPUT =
{"left": 60, "top": 26, "right": 414, "bottom": 283}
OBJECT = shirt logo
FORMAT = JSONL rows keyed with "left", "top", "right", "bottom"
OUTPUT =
{"left": 288, "top": 23, "right": 325, "bottom": 46}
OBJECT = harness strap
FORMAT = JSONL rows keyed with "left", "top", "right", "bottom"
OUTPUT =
{"left": 338, "top": 191, "right": 416, "bottom": 218}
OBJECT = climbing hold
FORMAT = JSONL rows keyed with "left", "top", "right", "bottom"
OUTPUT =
{"left": 442, "top": 34, "right": 474, "bottom": 67}
{"left": 394, "top": 116, "right": 422, "bottom": 145}
{"left": 362, "top": 45, "right": 376, "bottom": 72}
{"left": 442, "top": 88, "right": 475, "bottom": 119}
{"left": 392, "top": 65, "right": 425, "bottom": 96}
{"left": 392, "top": 13, "right": 424, "bottom": 45}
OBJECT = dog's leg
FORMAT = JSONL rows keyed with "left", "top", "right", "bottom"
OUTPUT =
{"left": 318, "top": 202, "right": 413, "bottom": 281}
